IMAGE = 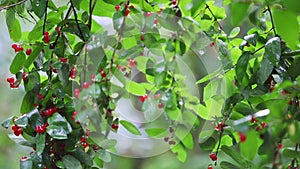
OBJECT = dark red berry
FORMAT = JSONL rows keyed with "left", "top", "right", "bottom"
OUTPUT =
{"left": 139, "top": 94, "right": 149, "bottom": 102}
{"left": 215, "top": 122, "right": 224, "bottom": 131}
{"left": 26, "top": 48, "right": 32, "bottom": 55}
{"left": 38, "top": 93, "right": 43, "bottom": 100}
{"left": 278, "top": 143, "right": 283, "bottom": 149}
{"left": 208, "top": 166, "right": 213, "bottom": 169}
{"left": 83, "top": 82, "right": 90, "bottom": 89}
{"left": 261, "top": 122, "right": 267, "bottom": 128}
{"left": 128, "top": 58, "right": 136, "bottom": 67}
{"left": 115, "top": 5, "right": 120, "bottom": 11}
{"left": 12, "top": 124, "right": 22, "bottom": 136}
{"left": 269, "top": 86, "right": 275, "bottom": 92}
{"left": 172, "top": 0, "right": 177, "bottom": 5}
{"left": 58, "top": 57, "right": 68, "bottom": 63}
{"left": 99, "top": 69, "right": 106, "bottom": 78}
{"left": 210, "top": 42, "right": 215, "bottom": 47}
{"left": 125, "top": 8, "right": 130, "bottom": 16}
{"left": 158, "top": 102, "right": 164, "bottom": 109}
{"left": 44, "top": 32, "right": 50, "bottom": 43}
{"left": 21, "top": 156, "right": 27, "bottom": 161}
{"left": 154, "top": 18, "right": 158, "bottom": 25}
{"left": 55, "top": 27, "right": 61, "bottom": 36}
{"left": 238, "top": 131, "right": 246, "bottom": 143}
{"left": 164, "top": 137, "right": 169, "bottom": 142}
{"left": 12, "top": 43, "right": 24, "bottom": 52}
{"left": 69, "top": 66, "right": 77, "bottom": 79}
{"left": 209, "top": 153, "right": 217, "bottom": 161}
{"left": 74, "top": 89, "right": 80, "bottom": 98}
{"left": 112, "top": 123, "right": 119, "bottom": 130}
{"left": 250, "top": 116, "right": 257, "bottom": 123}
{"left": 6, "top": 77, "right": 15, "bottom": 83}
{"left": 168, "top": 140, "right": 176, "bottom": 145}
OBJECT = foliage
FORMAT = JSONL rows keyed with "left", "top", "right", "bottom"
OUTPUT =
{"left": 1, "top": 0, "right": 300, "bottom": 169}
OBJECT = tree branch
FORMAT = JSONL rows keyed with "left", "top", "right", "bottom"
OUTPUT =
{"left": 282, "top": 50, "right": 300, "bottom": 57}
{"left": 42, "top": 0, "right": 49, "bottom": 35}
{"left": 70, "top": 0, "right": 85, "bottom": 41}
{"left": 266, "top": 4, "right": 277, "bottom": 36}
{"left": 88, "top": 0, "right": 98, "bottom": 30}
{"left": 0, "top": 0, "right": 28, "bottom": 11}
{"left": 205, "top": 3, "right": 223, "bottom": 32}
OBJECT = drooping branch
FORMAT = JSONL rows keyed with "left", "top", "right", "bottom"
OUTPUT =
{"left": 205, "top": 3, "right": 223, "bottom": 32}
{"left": 70, "top": 0, "right": 85, "bottom": 41}
{"left": 0, "top": 0, "right": 28, "bottom": 11}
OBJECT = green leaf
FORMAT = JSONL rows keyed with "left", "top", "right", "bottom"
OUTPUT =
{"left": 240, "top": 130, "right": 262, "bottom": 161}
{"left": 98, "top": 139, "right": 117, "bottom": 149}
{"left": 257, "top": 37, "right": 280, "bottom": 84}
{"left": 57, "top": 63, "right": 70, "bottom": 87}
{"left": 145, "top": 128, "right": 167, "bottom": 138}
{"left": 14, "top": 114, "right": 28, "bottom": 127}
{"left": 283, "top": 149, "right": 300, "bottom": 159}
{"left": 199, "top": 137, "right": 216, "bottom": 151}
{"left": 166, "top": 108, "right": 182, "bottom": 121}
{"left": 62, "top": 155, "right": 82, "bottom": 169}
{"left": 120, "top": 120, "right": 141, "bottom": 135}
{"left": 214, "top": 135, "right": 233, "bottom": 151}
{"left": 20, "top": 158, "right": 33, "bottom": 169}
{"left": 20, "top": 92, "right": 34, "bottom": 114}
{"left": 235, "top": 52, "right": 251, "bottom": 86}
{"left": 222, "top": 146, "right": 249, "bottom": 167}
{"left": 220, "top": 161, "right": 241, "bottom": 169}
{"left": 230, "top": 2, "right": 250, "bottom": 26}
{"left": 229, "top": 27, "right": 240, "bottom": 38}
{"left": 32, "top": 0, "right": 46, "bottom": 18}
{"left": 1, "top": 116, "right": 14, "bottom": 129}
{"left": 36, "top": 133, "right": 45, "bottom": 155}
{"left": 273, "top": 9, "right": 299, "bottom": 49}
{"left": 47, "top": 113, "right": 72, "bottom": 139}
{"left": 96, "top": 149, "right": 111, "bottom": 163}
{"left": 181, "top": 133, "right": 194, "bottom": 149}
{"left": 10, "top": 52, "right": 26, "bottom": 74}
{"left": 73, "top": 147, "right": 93, "bottom": 167}
{"left": 24, "top": 72, "right": 40, "bottom": 92}
{"left": 171, "top": 143, "right": 187, "bottom": 163}
{"left": 125, "top": 80, "right": 146, "bottom": 96}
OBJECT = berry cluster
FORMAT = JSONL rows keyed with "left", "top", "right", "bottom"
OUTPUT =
{"left": 41, "top": 107, "right": 59, "bottom": 117}
{"left": 36, "top": 123, "right": 48, "bottom": 133}
{"left": 139, "top": 94, "right": 149, "bottom": 102}
{"left": 12, "top": 124, "right": 23, "bottom": 136}
{"left": 69, "top": 66, "right": 77, "bottom": 79}
{"left": 79, "top": 137, "right": 89, "bottom": 149}
{"left": 6, "top": 77, "right": 20, "bottom": 89}
{"left": 12, "top": 43, "right": 24, "bottom": 52}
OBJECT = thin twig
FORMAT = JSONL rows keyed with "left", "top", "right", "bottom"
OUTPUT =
{"left": 205, "top": 3, "right": 223, "bottom": 32}
{"left": 42, "top": 0, "right": 49, "bottom": 35}
{"left": 266, "top": 4, "right": 277, "bottom": 36}
{"left": 0, "top": 0, "right": 28, "bottom": 11}
{"left": 282, "top": 50, "right": 300, "bottom": 57}
{"left": 88, "top": 0, "right": 98, "bottom": 30}
{"left": 70, "top": 0, "right": 85, "bottom": 41}
{"left": 251, "top": 45, "right": 265, "bottom": 55}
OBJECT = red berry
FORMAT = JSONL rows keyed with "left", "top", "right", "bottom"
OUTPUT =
{"left": 278, "top": 143, "right": 283, "bottom": 149}
{"left": 93, "top": 145, "right": 99, "bottom": 150}
{"left": 261, "top": 122, "right": 267, "bottom": 128}
{"left": 74, "top": 89, "right": 80, "bottom": 98}
{"left": 269, "top": 86, "right": 275, "bottom": 92}
{"left": 245, "top": 42, "right": 250, "bottom": 47}
{"left": 144, "top": 12, "right": 154, "bottom": 17}
{"left": 125, "top": 8, "right": 130, "bottom": 16}
{"left": 111, "top": 123, "right": 119, "bottom": 130}
{"left": 154, "top": 93, "right": 161, "bottom": 99}
{"left": 26, "top": 48, "right": 32, "bottom": 55}
{"left": 250, "top": 116, "right": 257, "bottom": 123}
{"left": 128, "top": 58, "right": 136, "bottom": 67}
{"left": 209, "top": 153, "right": 217, "bottom": 161}
{"left": 12, "top": 43, "right": 24, "bottom": 52}
{"left": 58, "top": 57, "right": 68, "bottom": 63}
{"left": 168, "top": 140, "right": 176, "bottom": 145}
{"left": 238, "top": 131, "right": 246, "bottom": 143}
{"left": 164, "top": 137, "right": 169, "bottom": 142}
{"left": 172, "top": 0, "right": 177, "bottom": 5}
{"left": 154, "top": 18, "right": 158, "bottom": 25}
{"left": 38, "top": 93, "right": 43, "bottom": 100}
{"left": 288, "top": 100, "right": 293, "bottom": 105}
{"left": 157, "top": 8, "right": 163, "bottom": 15}
{"left": 256, "top": 126, "right": 261, "bottom": 132}
{"left": 12, "top": 124, "right": 23, "bottom": 136}
{"left": 215, "top": 122, "right": 224, "bottom": 131}
{"left": 6, "top": 77, "right": 15, "bottom": 83}
{"left": 69, "top": 66, "right": 77, "bottom": 79}
{"left": 139, "top": 94, "right": 149, "bottom": 102}
{"left": 208, "top": 166, "right": 213, "bottom": 169}
{"left": 115, "top": 5, "right": 120, "bottom": 11}
{"left": 91, "top": 74, "right": 96, "bottom": 82}
{"left": 55, "top": 27, "right": 61, "bottom": 36}
{"left": 72, "top": 111, "right": 78, "bottom": 121}
{"left": 44, "top": 32, "right": 50, "bottom": 43}
{"left": 21, "top": 156, "right": 27, "bottom": 161}
{"left": 158, "top": 102, "right": 164, "bottom": 109}
{"left": 140, "top": 35, "right": 144, "bottom": 41}
{"left": 22, "top": 72, "right": 27, "bottom": 81}
{"left": 99, "top": 69, "right": 107, "bottom": 78}
{"left": 83, "top": 82, "right": 90, "bottom": 89}
{"left": 210, "top": 42, "right": 215, "bottom": 47}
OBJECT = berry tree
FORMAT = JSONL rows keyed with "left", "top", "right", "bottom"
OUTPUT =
{"left": 1, "top": 0, "right": 300, "bottom": 169}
